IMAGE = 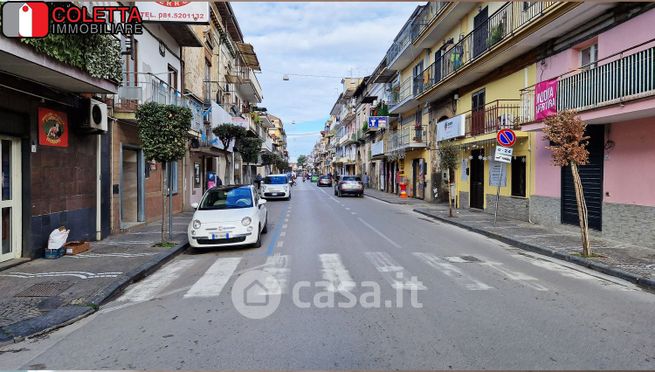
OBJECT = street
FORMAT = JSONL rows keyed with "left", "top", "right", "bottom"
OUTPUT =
{"left": 1, "top": 181, "right": 654, "bottom": 370}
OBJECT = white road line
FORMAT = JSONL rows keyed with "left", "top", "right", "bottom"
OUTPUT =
{"left": 329, "top": 196, "right": 340, "bottom": 203}
{"left": 280, "top": 231, "right": 287, "bottom": 237}
{"left": 365, "top": 252, "right": 426, "bottom": 290}
{"left": 120, "top": 260, "right": 196, "bottom": 302}
{"left": 319, "top": 254, "right": 355, "bottom": 292}
{"left": 183, "top": 257, "right": 241, "bottom": 298}
{"left": 413, "top": 252, "right": 492, "bottom": 291}
{"left": 345, "top": 207, "right": 351, "bottom": 210}
{"left": 259, "top": 254, "right": 290, "bottom": 295}
{"left": 357, "top": 218, "right": 402, "bottom": 249}
{"left": 444, "top": 256, "right": 468, "bottom": 263}
{"left": 351, "top": 212, "right": 357, "bottom": 215}
{"left": 277, "top": 241, "right": 284, "bottom": 248}
{"left": 481, "top": 261, "right": 549, "bottom": 291}
{"left": 282, "top": 224, "right": 288, "bottom": 229}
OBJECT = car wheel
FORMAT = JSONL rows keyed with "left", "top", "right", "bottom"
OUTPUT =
{"left": 262, "top": 217, "right": 268, "bottom": 234}
{"left": 253, "top": 227, "right": 262, "bottom": 248}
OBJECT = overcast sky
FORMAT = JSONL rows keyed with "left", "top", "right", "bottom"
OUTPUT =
{"left": 231, "top": 2, "right": 419, "bottom": 162}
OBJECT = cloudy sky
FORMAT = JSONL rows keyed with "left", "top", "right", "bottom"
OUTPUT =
{"left": 231, "top": 2, "right": 419, "bottom": 162}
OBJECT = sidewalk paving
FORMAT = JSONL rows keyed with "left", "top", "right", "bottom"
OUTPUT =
{"left": 0, "top": 212, "right": 193, "bottom": 345}
{"left": 365, "top": 188, "right": 655, "bottom": 290}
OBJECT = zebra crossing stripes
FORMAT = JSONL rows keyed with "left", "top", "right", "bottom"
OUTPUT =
{"left": 258, "top": 254, "right": 290, "bottom": 295}
{"left": 413, "top": 252, "right": 492, "bottom": 291}
{"left": 183, "top": 257, "right": 242, "bottom": 298}
{"left": 119, "top": 259, "right": 196, "bottom": 302}
{"left": 365, "top": 252, "right": 426, "bottom": 290}
{"left": 319, "top": 253, "right": 355, "bottom": 293}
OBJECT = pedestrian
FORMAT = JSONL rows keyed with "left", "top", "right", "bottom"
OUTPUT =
{"left": 363, "top": 172, "right": 369, "bottom": 189}
{"left": 216, "top": 174, "right": 223, "bottom": 186}
{"left": 255, "top": 173, "right": 262, "bottom": 189}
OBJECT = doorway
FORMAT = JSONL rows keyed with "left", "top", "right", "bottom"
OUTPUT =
{"left": 0, "top": 137, "right": 21, "bottom": 263}
{"left": 470, "top": 149, "right": 484, "bottom": 209}
{"left": 120, "top": 146, "right": 145, "bottom": 228}
{"left": 471, "top": 89, "right": 486, "bottom": 136}
{"left": 473, "top": 7, "right": 489, "bottom": 58}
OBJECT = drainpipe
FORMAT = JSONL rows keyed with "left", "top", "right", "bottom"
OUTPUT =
{"left": 96, "top": 134, "right": 102, "bottom": 241}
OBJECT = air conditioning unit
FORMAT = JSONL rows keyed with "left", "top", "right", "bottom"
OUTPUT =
{"left": 79, "top": 98, "right": 108, "bottom": 134}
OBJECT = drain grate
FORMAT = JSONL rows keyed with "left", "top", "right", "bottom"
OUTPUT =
{"left": 460, "top": 256, "right": 482, "bottom": 263}
{"left": 14, "top": 281, "right": 74, "bottom": 297}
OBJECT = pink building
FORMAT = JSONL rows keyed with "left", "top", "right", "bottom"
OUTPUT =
{"left": 522, "top": 6, "right": 655, "bottom": 248}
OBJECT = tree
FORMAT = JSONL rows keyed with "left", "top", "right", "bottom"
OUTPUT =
{"left": 438, "top": 141, "right": 458, "bottom": 217}
{"left": 136, "top": 102, "right": 192, "bottom": 244}
{"left": 275, "top": 157, "right": 290, "bottom": 173}
{"left": 297, "top": 155, "right": 307, "bottom": 168}
{"left": 542, "top": 111, "right": 592, "bottom": 256}
{"left": 236, "top": 136, "right": 263, "bottom": 164}
{"left": 213, "top": 124, "right": 247, "bottom": 184}
{"left": 261, "top": 152, "right": 276, "bottom": 166}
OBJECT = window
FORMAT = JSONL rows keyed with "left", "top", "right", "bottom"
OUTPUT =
{"left": 123, "top": 38, "right": 138, "bottom": 86}
{"left": 511, "top": 156, "right": 526, "bottom": 197}
{"left": 198, "top": 186, "right": 253, "bottom": 210}
{"left": 580, "top": 44, "right": 598, "bottom": 69}
{"left": 204, "top": 59, "right": 211, "bottom": 102}
{"left": 412, "top": 61, "right": 424, "bottom": 95}
{"left": 167, "top": 65, "right": 178, "bottom": 90}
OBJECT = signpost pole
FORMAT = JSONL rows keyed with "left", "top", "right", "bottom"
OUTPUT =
{"left": 493, "top": 163, "right": 503, "bottom": 225}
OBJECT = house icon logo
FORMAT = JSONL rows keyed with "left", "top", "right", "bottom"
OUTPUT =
{"left": 231, "top": 269, "right": 281, "bottom": 319}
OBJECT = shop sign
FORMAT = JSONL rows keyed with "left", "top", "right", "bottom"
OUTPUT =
{"left": 535, "top": 78, "right": 558, "bottom": 121}
{"left": 368, "top": 116, "right": 388, "bottom": 130}
{"left": 136, "top": 2, "right": 209, "bottom": 24}
{"left": 38, "top": 108, "right": 68, "bottom": 147}
{"left": 436, "top": 114, "right": 465, "bottom": 141}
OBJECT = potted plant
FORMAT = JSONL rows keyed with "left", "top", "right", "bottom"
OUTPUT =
{"left": 487, "top": 22, "right": 505, "bottom": 46}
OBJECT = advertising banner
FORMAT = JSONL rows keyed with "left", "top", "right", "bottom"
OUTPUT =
{"left": 534, "top": 78, "right": 558, "bottom": 121}
{"left": 38, "top": 108, "right": 68, "bottom": 147}
{"left": 436, "top": 114, "right": 465, "bottom": 141}
{"left": 137, "top": 2, "right": 210, "bottom": 24}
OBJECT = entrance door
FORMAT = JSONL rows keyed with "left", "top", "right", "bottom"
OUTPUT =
{"left": 562, "top": 125, "right": 604, "bottom": 230}
{"left": 120, "top": 146, "right": 145, "bottom": 228}
{"left": 473, "top": 7, "right": 489, "bottom": 59}
{"left": 471, "top": 90, "right": 486, "bottom": 136}
{"left": 470, "top": 149, "right": 484, "bottom": 209}
{"left": 0, "top": 137, "right": 21, "bottom": 263}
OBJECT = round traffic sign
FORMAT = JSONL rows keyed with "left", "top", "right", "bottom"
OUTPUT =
{"left": 497, "top": 129, "right": 516, "bottom": 147}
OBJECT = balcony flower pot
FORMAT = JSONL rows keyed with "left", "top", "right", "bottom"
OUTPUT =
{"left": 487, "top": 22, "right": 505, "bottom": 46}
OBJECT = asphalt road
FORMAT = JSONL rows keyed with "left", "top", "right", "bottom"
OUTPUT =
{"left": 1, "top": 181, "right": 654, "bottom": 370}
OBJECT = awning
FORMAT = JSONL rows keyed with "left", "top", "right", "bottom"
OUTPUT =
{"left": 236, "top": 42, "right": 261, "bottom": 71}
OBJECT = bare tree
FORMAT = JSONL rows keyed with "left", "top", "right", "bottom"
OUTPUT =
{"left": 542, "top": 111, "right": 592, "bottom": 256}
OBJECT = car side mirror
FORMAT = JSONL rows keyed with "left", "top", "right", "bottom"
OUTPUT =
{"left": 258, "top": 199, "right": 267, "bottom": 207}
{"left": 191, "top": 202, "right": 199, "bottom": 209}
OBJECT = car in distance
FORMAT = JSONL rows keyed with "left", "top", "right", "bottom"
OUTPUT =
{"left": 188, "top": 185, "right": 268, "bottom": 249}
{"left": 261, "top": 174, "right": 291, "bottom": 200}
{"left": 334, "top": 175, "right": 364, "bottom": 197}
{"left": 317, "top": 175, "right": 332, "bottom": 187}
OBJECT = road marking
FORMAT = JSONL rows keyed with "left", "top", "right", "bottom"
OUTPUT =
{"left": 120, "top": 260, "right": 195, "bottom": 302}
{"left": 259, "top": 254, "right": 290, "bottom": 295}
{"left": 266, "top": 203, "right": 290, "bottom": 256}
{"left": 413, "top": 252, "right": 492, "bottom": 291}
{"left": 280, "top": 231, "right": 286, "bottom": 237}
{"left": 319, "top": 253, "right": 355, "bottom": 292}
{"left": 357, "top": 218, "right": 402, "bottom": 249}
{"left": 351, "top": 212, "right": 357, "bottom": 215}
{"left": 345, "top": 207, "right": 351, "bottom": 211}
{"left": 277, "top": 241, "right": 284, "bottom": 248}
{"left": 481, "top": 261, "right": 549, "bottom": 291}
{"left": 184, "top": 257, "right": 241, "bottom": 298}
{"left": 365, "top": 252, "right": 426, "bottom": 290}
{"left": 444, "top": 256, "right": 468, "bottom": 263}
{"left": 282, "top": 224, "right": 288, "bottom": 229}
{"left": 284, "top": 218, "right": 289, "bottom": 223}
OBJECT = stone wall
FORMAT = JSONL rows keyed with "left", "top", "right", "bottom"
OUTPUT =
{"left": 458, "top": 191, "right": 469, "bottom": 209}
{"left": 603, "top": 203, "right": 655, "bottom": 249}
{"left": 529, "top": 195, "right": 561, "bottom": 227}
{"left": 483, "top": 194, "right": 530, "bottom": 221}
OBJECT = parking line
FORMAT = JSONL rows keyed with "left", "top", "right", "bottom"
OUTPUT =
{"left": 265, "top": 203, "right": 290, "bottom": 256}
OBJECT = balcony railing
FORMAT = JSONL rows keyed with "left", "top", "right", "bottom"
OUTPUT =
{"left": 399, "top": 124, "right": 428, "bottom": 148}
{"left": 385, "top": 23, "right": 413, "bottom": 66}
{"left": 415, "top": 2, "right": 557, "bottom": 98}
{"left": 262, "top": 136, "right": 273, "bottom": 152}
{"left": 411, "top": 1, "right": 450, "bottom": 43}
{"left": 371, "top": 140, "right": 384, "bottom": 157}
{"left": 464, "top": 100, "right": 522, "bottom": 137}
{"left": 520, "top": 43, "right": 655, "bottom": 123}
{"left": 116, "top": 75, "right": 186, "bottom": 112}
{"left": 388, "top": 76, "right": 413, "bottom": 109}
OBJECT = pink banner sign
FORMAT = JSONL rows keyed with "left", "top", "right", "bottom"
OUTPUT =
{"left": 534, "top": 78, "right": 558, "bottom": 121}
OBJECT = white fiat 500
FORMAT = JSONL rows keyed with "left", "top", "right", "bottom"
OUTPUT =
{"left": 260, "top": 174, "right": 291, "bottom": 200}
{"left": 188, "top": 185, "right": 268, "bottom": 249}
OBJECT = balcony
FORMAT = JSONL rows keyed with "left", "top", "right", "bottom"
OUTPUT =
{"left": 385, "top": 124, "right": 428, "bottom": 153}
{"left": 463, "top": 100, "right": 522, "bottom": 137}
{"left": 371, "top": 140, "right": 385, "bottom": 157}
{"left": 262, "top": 136, "right": 273, "bottom": 153}
{"left": 388, "top": 76, "right": 414, "bottom": 113}
{"left": 339, "top": 133, "right": 350, "bottom": 145}
{"left": 411, "top": 2, "right": 452, "bottom": 44}
{"left": 115, "top": 76, "right": 187, "bottom": 117}
{"left": 385, "top": 20, "right": 414, "bottom": 71}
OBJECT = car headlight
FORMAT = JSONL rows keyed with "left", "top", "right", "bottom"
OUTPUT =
{"left": 192, "top": 220, "right": 201, "bottom": 229}
{"left": 241, "top": 217, "right": 252, "bottom": 226}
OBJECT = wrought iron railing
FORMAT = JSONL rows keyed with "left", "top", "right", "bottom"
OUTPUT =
{"left": 463, "top": 100, "right": 522, "bottom": 136}
{"left": 411, "top": 1, "right": 451, "bottom": 43}
{"left": 388, "top": 76, "right": 413, "bottom": 109}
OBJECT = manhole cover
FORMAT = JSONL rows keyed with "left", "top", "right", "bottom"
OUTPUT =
{"left": 460, "top": 256, "right": 482, "bottom": 263}
{"left": 14, "top": 281, "right": 73, "bottom": 297}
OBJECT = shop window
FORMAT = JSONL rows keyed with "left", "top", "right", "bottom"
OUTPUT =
{"left": 511, "top": 156, "right": 526, "bottom": 197}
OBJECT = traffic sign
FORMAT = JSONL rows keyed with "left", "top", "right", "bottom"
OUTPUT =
{"left": 494, "top": 146, "right": 513, "bottom": 163}
{"left": 496, "top": 128, "right": 516, "bottom": 147}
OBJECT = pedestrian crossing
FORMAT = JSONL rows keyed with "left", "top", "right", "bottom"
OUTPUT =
{"left": 114, "top": 250, "right": 636, "bottom": 306}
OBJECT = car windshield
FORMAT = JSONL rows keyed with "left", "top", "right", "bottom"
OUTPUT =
{"left": 264, "top": 176, "right": 288, "bottom": 184}
{"left": 342, "top": 176, "right": 361, "bottom": 182}
{"left": 198, "top": 187, "right": 253, "bottom": 210}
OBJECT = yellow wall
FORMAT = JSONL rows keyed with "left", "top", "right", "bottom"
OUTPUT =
{"left": 456, "top": 65, "right": 535, "bottom": 115}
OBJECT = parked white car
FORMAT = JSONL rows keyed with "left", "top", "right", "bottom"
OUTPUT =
{"left": 260, "top": 174, "right": 291, "bottom": 200}
{"left": 188, "top": 185, "right": 268, "bottom": 249}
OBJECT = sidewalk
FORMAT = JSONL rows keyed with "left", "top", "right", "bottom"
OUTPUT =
{"left": 365, "top": 188, "right": 655, "bottom": 290}
{"left": 0, "top": 212, "right": 193, "bottom": 345}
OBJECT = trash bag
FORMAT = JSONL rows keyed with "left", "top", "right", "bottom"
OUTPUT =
{"left": 47, "top": 226, "right": 69, "bottom": 250}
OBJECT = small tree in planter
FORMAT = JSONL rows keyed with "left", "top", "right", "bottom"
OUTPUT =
{"left": 236, "top": 136, "right": 263, "bottom": 182}
{"left": 543, "top": 111, "right": 592, "bottom": 256}
{"left": 437, "top": 140, "right": 458, "bottom": 217}
{"left": 136, "top": 102, "right": 192, "bottom": 244}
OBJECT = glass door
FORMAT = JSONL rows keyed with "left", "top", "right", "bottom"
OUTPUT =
{"left": 0, "top": 137, "right": 21, "bottom": 262}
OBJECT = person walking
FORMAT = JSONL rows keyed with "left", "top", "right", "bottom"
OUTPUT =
{"left": 363, "top": 172, "right": 369, "bottom": 189}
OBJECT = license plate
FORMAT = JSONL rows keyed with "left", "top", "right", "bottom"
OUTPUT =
{"left": 273, "top": 192, "right": 282, "bottom": 196}
{"left": 211, "top": 232, "right": 229, "bottom": 240}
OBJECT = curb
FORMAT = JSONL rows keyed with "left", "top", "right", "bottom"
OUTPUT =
{"left": 0, "top": 239, "right": 189, "bottom": 347}
{"left": 414, "top": 208, "right": 655, "bottom": 291}
{"left": 365, "top": 192, "right": 409, "bottom": 205}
